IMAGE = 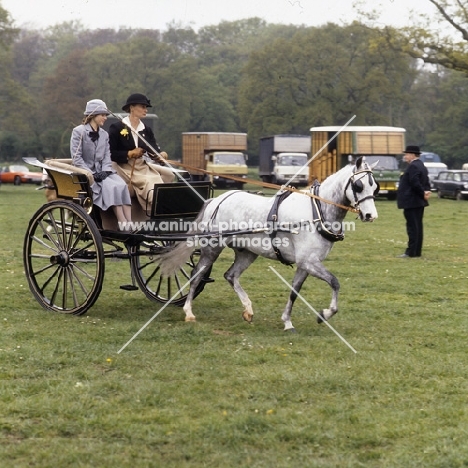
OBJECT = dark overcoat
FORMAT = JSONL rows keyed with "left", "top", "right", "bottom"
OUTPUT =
{"left": 107, "top": 120, "right": 174, "bottom": 209}
{"left": 397, "top": 158, "right": 431, "bottom": 209}
{"left": 108, "top": 121, "right": 160, "bottom": 164}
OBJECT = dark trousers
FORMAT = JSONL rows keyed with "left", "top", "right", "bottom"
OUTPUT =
{"left": 404, "top": 207, "right": 425, "bottom": 257}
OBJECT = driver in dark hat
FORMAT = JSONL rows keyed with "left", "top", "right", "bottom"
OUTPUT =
{"left": 108, "top": 93, "right": 174, "bottom": 212}
{"left": 396, "top": 145, "right": 431, "bottom": 258}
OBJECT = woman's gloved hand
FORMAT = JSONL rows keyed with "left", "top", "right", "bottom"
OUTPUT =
{"left": 93, "top": 171, "right": 111, "bottom": 182}
{"left": 128, "top": 148, "right": 145, "bottom": 159}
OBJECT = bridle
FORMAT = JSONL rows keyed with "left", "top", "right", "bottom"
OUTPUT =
{"left": 344, "top": 169, "right": 380, "bottom": 209}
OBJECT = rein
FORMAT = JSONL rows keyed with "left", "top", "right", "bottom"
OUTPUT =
{"left": 106, "top": 107, "right": 360, "bottom": 215}
{"left": 166, "top": 159, "right": 361, "bottom": 214}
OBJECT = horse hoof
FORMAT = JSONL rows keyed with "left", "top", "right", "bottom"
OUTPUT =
{"left": 185, "top": 316, "right": 196, "bottom": 322}
{"left": 284, "top": 327, "right": 297, "bottom": 333}
{"left": 317, "top": 312, "right": 325, "bottom": 324}
{"left": 242, "top": 311, "right": 253, "bottom": 323}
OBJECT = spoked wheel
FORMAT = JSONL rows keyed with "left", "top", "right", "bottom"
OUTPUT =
{"left": 23, "top": 201, "right": 105, "bottom": 315}
{"left": 130, "top": 240, "right": 211, "bottom": 307}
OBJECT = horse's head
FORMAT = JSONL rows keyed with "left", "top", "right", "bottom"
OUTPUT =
{"left": 344, "top": 156, "right": 379, "bottom": 222}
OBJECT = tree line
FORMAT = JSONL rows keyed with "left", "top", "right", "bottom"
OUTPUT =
{"left": 1, "top": 1, "right": 468, "bottom": 168}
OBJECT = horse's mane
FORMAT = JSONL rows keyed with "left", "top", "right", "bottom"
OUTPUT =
{"left": 320, "top": 159, "right": 371, "bottom": 191}
{"left": 315, "top": 160, "right": 369, "bottom": 217}
{"left": 319, "top": 162, "right": 354, "bottom": 195}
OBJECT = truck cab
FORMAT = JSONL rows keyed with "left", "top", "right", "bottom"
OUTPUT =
{"left": 258, "top": 134, "right": 311, "bottom": 186}
{"left": 271, "top": 152, "right": 309, "bottom": 185}
{"left": 359, "top": 155, "right": 401, "bottom": 200}
{"left": 182, "top": 132, "right": 248, "bottom": 189}
{"left": 205, "top": 151, "right": 248, "bottom": 188}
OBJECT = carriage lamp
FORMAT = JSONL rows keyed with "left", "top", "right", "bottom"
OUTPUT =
{"left": 73, "top": 191, "right": 93, "bottom": 214}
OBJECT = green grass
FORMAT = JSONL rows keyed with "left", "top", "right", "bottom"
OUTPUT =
{"left": 1, "top": 185, "right": 468, "bottom": 467}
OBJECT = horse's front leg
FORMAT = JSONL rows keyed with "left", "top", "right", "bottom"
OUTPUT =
{"left": 281, "top": 268, "right": 308, "bottom": 332}
{"left": 316, "top": 268, "right": 340, "bottom": 324}
{"left": 283, "top": 261, "right": 340, "bottom": 327}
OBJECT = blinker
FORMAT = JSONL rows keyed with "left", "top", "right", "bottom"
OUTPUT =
{"left": 352, "top": 172, "right": 378, "bottom": 196}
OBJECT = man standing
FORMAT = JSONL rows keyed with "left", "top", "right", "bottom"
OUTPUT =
{"left": 397, "top": 145, "right": 431, "bottom": 258}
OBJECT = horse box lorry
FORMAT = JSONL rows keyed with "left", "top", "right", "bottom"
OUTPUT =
{"left": 258, "top": 134, "right": 311, "bottom": 186}
{"left": 309, "top": 126, "right": 406, "bottom": 199}
{"left": 182, "top": 132, "right": 248, "bottom": 188}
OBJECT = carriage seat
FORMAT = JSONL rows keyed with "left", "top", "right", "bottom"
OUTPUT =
{"left": 43, "top": 158, "right": 147, "bottom": 229}
{"left": 45, "top": 158, "right": 95, "bottom": 185}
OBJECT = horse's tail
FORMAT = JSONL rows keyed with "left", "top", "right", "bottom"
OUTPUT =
{"left": 158, "top": 199, "right": 213, "bottom": 278}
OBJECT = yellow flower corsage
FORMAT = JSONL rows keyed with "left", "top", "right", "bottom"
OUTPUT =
{"left": 120, "top": 128, "right": 129, "bottom": 138}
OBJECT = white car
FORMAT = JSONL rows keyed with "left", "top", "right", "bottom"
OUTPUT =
{"left": 424, "top": 162, "right": 448, "bottom": 190}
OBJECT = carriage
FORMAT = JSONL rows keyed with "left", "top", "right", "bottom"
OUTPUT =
{"left": 22, "top": 157, "right": 222, "bottom": 316}
{"left": 23, "top": 154, "right": 380, "bottom": 332}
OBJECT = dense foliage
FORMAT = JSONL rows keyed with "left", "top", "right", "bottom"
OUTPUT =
{"left": 1, "top": 2, "right": 468, "bottom": 167}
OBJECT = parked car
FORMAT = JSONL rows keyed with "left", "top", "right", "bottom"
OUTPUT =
{"left": 0, "top": 165, "right": 43, "bottom": 185}
{"left": 432, "top": 170, "right": 468, "bottom": 200}
{"left": 424, "top": 162, "right": 448, "bottom": 190}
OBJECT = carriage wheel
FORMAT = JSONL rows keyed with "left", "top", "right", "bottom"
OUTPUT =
{"left": 130, "top": 240, "right": 211, "bottom": 307}
{"left": 23, "top": 200, "right": 105, "bottom": 315}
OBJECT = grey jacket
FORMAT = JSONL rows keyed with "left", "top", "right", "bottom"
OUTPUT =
{"left": 70, "top": 124, "right": 114, "bottom": 174}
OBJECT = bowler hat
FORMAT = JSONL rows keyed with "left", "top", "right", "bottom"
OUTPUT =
{"left": 122, "top": 93, "right": 152, "bottom": 112}
{"left": 84, "top": 99, "right": 110, "bottom": 116}
{"left": 404, "top": 145, "right": 421, "bottom": 155}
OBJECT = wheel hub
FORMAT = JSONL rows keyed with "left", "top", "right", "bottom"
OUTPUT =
{"left": 50, "top": 250, "right": 70, "bottom": 267}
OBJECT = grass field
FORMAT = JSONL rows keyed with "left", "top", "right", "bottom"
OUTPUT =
{"left": 1, "top": 183, "right": 468, "bottom": 467}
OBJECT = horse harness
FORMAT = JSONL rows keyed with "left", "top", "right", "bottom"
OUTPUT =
{"left": 267, "top": 168, "right": 379, "bottom": 264}
{"left": 207, "top": 168, "right": 379, "bottom": 266}
{"left": 266, "top": 190, "right": 295, "bottom": 265}
{"left": 310, "top": 181, "right": 345, "bottom": 243}
{"left": 344, "top": 169, "right": 380, "bottom": 208}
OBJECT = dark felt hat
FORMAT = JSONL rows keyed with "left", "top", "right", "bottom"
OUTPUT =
{"left": 122, "top": 93, "right": 152, "bottom": 112}
{"left": 404, "top": 145, "right": 421, "bottom": 155}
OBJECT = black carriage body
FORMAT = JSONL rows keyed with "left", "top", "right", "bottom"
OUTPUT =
{"left": 151, "top": 181, "right": 212, "bottom": 220}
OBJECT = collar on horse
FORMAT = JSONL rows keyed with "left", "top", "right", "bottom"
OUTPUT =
{"left": 310, "top": 181, "right": 345, "bottom": 243}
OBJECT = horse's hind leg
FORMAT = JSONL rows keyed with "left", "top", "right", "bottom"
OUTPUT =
{"left": 183, "top": 245, "right": 223, "bottom": 322}
{"left": 281, "top": 268, "right": 308, "bottom": 332}
{"left": 224, "top": 249, "right": 258, "bottom": 323}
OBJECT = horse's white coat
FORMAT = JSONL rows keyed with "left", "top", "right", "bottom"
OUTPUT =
{"left": 161, "top": 158, "right": 378, "bottom": 331}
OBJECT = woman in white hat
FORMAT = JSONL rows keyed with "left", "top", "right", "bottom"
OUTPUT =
{"left": 71, "top": 99, "right": 132, "bottom": 229}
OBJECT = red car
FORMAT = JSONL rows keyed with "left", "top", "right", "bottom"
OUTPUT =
{"left": 0, "top": 165, "right": 43, "bottom": 185}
